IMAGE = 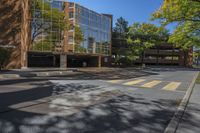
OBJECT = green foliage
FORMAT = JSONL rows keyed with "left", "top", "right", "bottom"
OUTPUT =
{"left": 33, "top": 41, "right": 54, "bottom": 51}
{"left": 152, "top": 0, "right": 200, "bottom": 49}
{"left": 152, "top": 0, "right": 200, "bottom": 24}
{"left": 113, "top": 17, "right": 129, "bottom": 37}
{"left": 112, "top": 17, "right": 129, "bottom": 47}
{"left": 31, "top": 0, "right": 68, "bottom": 49}
{"left": 74, "top": 26, "right": 85, "bottom": 53}
{"left": 75, "top": 45, "right": 87, "bottom": 53}
{"left": 112, "top": 17, "right": 130, "bottom": 65}
{"left": 169, "top": 22, "right": 200, "bottom": 50}
{"left": 74, "top": 26, "right": 84, "bottom": 46}
{"left": 0, "top": 48, "right": 10, "bottom": 70}
{"left": 112, "top": 17, "right": 170, "bottom": 66}
{"left": 127, "top": 23, "right": 169, "bottom": 56}
{"left": 112, "top": 17, "right": 128, "bottom": 45}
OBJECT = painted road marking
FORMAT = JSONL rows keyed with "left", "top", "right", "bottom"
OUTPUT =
{"left": 141, "top": 80, "right": 162, "bottom": 88}
{"left": 162, "top": 82, "right": 181, "bottom": 91}
{"left": 123, "top": 79, "right": 146, "bottom": 86}
{"left": 107, "top": 80, "right": 123, "bottom": 84}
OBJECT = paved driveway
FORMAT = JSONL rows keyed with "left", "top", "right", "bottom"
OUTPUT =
{"left": 0, "top": 68, "right": 197, "bottom": 133}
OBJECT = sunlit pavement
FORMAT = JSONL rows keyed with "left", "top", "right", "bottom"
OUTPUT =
{"left": 0, "top": 68, "right": 197, "bottom": 133}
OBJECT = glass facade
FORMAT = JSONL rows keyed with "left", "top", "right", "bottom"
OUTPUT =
{"left": 30, "top": 0, "right": 65, "bottom": 52}
{"left": 30, "top": 0, "right": 112, "bottom": 56}
{"left": 74, "top": 4, "right": 112, "bottom": 55}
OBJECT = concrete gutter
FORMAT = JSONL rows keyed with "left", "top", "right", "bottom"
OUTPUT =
{"left": 164, "top": 72, "right": 199, "bottom": 133}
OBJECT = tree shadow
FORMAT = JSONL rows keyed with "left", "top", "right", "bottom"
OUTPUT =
{"left": 0, "top": 81, "right": 181, "bottom": 133}
{"left": 176, "top": 102, "right": 200, "bottom": 133}
{"left": 0, "top": 69, "right": 155, "bottom": 86}
{"left": 0, "top": 81, "right": 104, "bottom": 113}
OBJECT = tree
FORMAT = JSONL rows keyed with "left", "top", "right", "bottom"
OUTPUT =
{"left": 127, "top": 23, "right": 170, "bottom": 64}
{"left": 113, "top": 17, "right": 129, "bottom": 37}
{"left": 113, "top": 17, "right": 129, "bottom": 45}
{"left": 112, "top": 17, "right": 129, "bottom": 65}
{"left": 0, "top": 48, "right": 10, "bottom": 70}
{"left": 152, "top": 0, "right": 200, "bottom": 49}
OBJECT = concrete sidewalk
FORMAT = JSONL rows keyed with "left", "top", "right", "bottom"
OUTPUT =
{"left": 0, "top": 67, "right": 147, "bottom": 79}
{"left": 176, "top": 84, "right": 200, "bottom": 133}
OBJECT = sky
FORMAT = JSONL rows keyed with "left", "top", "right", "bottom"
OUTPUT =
{"left": 67, "top": 0, "right": 176, "bottom": 32}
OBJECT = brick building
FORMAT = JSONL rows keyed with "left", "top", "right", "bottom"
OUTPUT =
{"left": 0, "top": 0, "right": 112, "bottom": 69}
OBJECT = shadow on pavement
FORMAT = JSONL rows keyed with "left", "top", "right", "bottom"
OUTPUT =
{"left": 0, "top": 81, "right": 180, "bottom": 133}
{"left": 0, "top": 68, "right": 194, "bottom": 133}
{"left": 0, "top": 81, "right": 104, "bottom": 113}
{"left": 0, "top": 92, "right": 179, "bottom": 133}
{"left": 0, "top": 69, "right": 154, "bottom": 86}
{"left": 176, "top": 102, "right": 200, "bottom": 133}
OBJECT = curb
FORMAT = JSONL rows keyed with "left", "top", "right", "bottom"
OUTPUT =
{"left": 0, "top": 74, "right": 20, "bottom": 79}
{"left": 164, "top": 72, "right": 199, "bottom": 133}
{"left": 0, "top": 70, "right": 77, "bottom": 79}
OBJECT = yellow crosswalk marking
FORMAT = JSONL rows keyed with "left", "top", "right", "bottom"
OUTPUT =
{"left": 107, "top": 80, "right": 123, "bottom": 83}
{"left": 141, "top": 80, "right": 162, "bottom": 88}
{"left": 162, "top": 82, "right": 181, "bottom": 91}
{"left": 123, "top": 79, "right": 145, "bottom": 86}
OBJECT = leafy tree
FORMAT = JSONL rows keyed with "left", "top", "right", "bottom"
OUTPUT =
{"left": 152, "top": 0, "right": 200, "bottom": 49}
{"left": 0, "top": 48, "right": 10, "bottom": 70}
{"left": 127, "top": 23, "right": 170, "bottom": 64}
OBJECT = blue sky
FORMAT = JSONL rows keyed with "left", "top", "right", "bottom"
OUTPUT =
{"left": 68, "top": 0, "right": 176, "bottom": 31}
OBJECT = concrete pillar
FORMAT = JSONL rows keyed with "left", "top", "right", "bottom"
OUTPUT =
{"left": 98, "top": 56, "right": 102, "bottom": 68}
{"left": 21, "top": 0, "right": 31, "bottom": 69}
{"left": 60, "top": 54, "right": 67, "bottom": 68}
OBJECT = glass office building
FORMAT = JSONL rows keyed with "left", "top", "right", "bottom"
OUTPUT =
{"left": 73, "top": 3, "right": 112, "bottom": 55}
{"left": 30, "top": 0, "right": 112, "bottom": 56}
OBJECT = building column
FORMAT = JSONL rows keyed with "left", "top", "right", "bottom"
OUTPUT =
{"left": 98, "top": 56, "right": 102, "bottom": 68}
{"left": 60, "top": 54, "right": 67, "bottom": 68}
{"left": 21, "top": 0, "right": 31, "bottom": 69}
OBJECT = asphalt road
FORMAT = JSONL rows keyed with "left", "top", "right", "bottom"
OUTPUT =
{"left": 0, "top": 68, "right": 197, "bottom": 133}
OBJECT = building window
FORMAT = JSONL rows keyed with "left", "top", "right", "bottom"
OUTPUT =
{"left": 69, "top": 12, "right": 74, "bottom": 19}
{"left": 69, "top": 3, "right": 74, "bottom": 7}
{"left": 68, "top": 36, "right": 74, "bottom": 44}
{"left": 69, "top": 24, "right": 74, "bottom": 30}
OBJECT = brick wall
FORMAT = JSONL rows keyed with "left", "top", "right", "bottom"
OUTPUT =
{"left": 0, "top": 0, "right": 22, "bottom": 69}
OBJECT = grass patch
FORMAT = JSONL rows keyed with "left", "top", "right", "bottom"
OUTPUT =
{"left": 196, "top": 73, "right": 200, "bottom": 84}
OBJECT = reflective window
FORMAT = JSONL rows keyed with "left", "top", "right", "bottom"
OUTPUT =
{"left": 30, "top": 0, "right": 65, "bottom": 52}
{"left": 69, "top": 2, "right": 74, "bottom": 7}
{"left": 68, "top": 36, "right": 74, "bottom": 43}
{"left": 74, "top": 4, "right": 112, "bottom": 55}
{"left": 69, "top": 12, "right": 74, "bottom": 19}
